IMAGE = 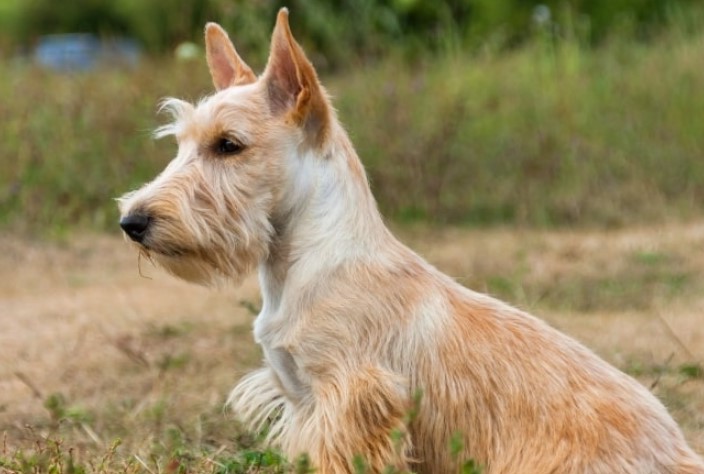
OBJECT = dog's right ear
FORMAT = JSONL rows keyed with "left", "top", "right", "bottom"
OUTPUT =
{"left": 205, "top": 23, "right": 256, "bottom": 90}
{"left": 263, "top": 8, "right": 331, "bottom": 147}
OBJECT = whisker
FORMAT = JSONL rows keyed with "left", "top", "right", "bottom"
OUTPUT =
{"left": 137, "top": 250, "right": 153, "bottom": 280}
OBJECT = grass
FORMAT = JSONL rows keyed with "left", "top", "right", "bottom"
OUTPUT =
{"left": 339, "top": 33, "right": 704, "bottom": 226}
{"left": 2, "top": 27, "right": 704, "bottom": 233}
{"left": 2, "top": 223, "right": 704, "bottom": 472}
{"left": 482, "top": 247, "right": 694, "bottom": 312}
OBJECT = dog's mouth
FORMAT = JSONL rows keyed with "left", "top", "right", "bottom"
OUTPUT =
{"left": 120, "top": 213, "right": 195, "bottom": 258}
{"left": 119, "top": 212, "right": 262, "bottom": 286}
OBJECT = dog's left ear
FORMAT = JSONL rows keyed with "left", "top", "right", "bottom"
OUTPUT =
{"left": 205, "top": 23, "right": 256, "bottom": 90}
{"left": 264, "top": 8, "right": 331, "bottom": 147}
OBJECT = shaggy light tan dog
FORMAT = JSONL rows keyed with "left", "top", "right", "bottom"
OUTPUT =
{"left": 118, "top": 9, "right": 704, "bottom": 473}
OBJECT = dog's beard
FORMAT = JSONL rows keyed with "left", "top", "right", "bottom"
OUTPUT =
{"left": 131, "top": 227, "right": 270, "bottom": 287}
{"left": 152, "top": 251, "right": 230, "bottom": 286}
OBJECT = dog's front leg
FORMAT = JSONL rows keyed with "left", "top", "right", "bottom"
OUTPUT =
{"left": 304, "top": 365, "right": 413, "bottom": 474}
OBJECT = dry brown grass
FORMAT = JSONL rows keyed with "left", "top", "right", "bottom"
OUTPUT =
{"left": 1, "top": 223, "right": 703, "bottom": 470}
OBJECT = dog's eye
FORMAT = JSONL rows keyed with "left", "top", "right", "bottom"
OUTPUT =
{"left": 215, "top": 138, "right": 244, "bottom": 155}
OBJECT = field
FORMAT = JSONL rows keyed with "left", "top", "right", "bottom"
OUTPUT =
{"left": 2, "top": 14, "right": 704, "bottom": 473}
{"left": 1, "top": 223, "right": 703, "bottom": 472}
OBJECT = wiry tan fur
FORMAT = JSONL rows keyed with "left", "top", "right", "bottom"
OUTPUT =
{"left": 118, "top": 9, "right": 704, "bottom": 473}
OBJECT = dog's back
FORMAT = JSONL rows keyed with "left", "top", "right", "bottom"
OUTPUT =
{"left": 405, "top": 265, "right": 703, "bottom": 472}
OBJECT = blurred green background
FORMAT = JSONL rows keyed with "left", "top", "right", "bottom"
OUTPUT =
{"left": 1, "top": 0, "right": 703, "bottom": 233}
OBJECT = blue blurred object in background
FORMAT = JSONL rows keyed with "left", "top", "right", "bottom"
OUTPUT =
{"left": 34, "top": 34, "right": 141, "bottom": 71}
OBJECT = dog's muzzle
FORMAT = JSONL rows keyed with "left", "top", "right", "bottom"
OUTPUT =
{"left": 119, "top": 213, "right": 151, "bottom": 243}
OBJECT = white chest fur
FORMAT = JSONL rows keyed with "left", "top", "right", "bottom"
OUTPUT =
{"left": 261, "top": 345, "right": 309, "bottom": 404}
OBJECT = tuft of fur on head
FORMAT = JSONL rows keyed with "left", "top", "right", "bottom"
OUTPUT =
{"left": 153, "top": 98, "right": 196, "bottom": 140}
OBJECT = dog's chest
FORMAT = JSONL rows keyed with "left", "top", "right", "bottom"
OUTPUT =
{"left": 254, "top": 277, "right": 314, "bottom": 403}
{"left": 263, "top": 345, "right": 310, "bottom": 403}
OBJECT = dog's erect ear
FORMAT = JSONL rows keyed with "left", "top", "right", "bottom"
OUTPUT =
{"left": 264, "top": 8, "right": 331, "bottom": 146}
{"left": 205, "top": 23, "right": 256, "bottom": 90}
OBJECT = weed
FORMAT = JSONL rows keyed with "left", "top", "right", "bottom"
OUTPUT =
{"left": 43, "top": 393, "right": 92, "bottom": 426}
{"left": 679, "top": 363, "right": 704, "bottom": 380}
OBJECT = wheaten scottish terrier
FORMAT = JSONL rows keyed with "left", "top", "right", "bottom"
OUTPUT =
{"left": 118, "top": 9, "right": 704, "bottom": 474}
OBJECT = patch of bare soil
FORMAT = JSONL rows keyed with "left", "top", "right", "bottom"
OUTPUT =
{"left": 1, "top": 223, "right": 702, "bottom": 454}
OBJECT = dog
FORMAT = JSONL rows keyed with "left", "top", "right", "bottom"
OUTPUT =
{"left": 118, "top": 8, "right": 704, "bottom": 473}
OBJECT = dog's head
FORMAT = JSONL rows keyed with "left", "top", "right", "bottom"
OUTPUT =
{"left": 118, "top": 9, "right": 333, "bottom": 285}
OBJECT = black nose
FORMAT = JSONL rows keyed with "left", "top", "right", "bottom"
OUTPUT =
{"left": 120, "top": 213, "right": 150, "bottom": 242}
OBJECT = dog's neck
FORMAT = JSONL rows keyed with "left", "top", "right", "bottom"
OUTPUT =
{"left": 258, "top": 123, "right": 393, "bottom": 317}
